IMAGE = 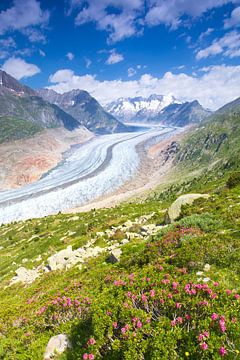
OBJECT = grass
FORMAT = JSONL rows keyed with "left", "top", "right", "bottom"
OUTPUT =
{"left": 0, "top": 116, "right": 43, "bottom": 144}
{"left": 0, "top": 164, "right": 239, "bottom": 359}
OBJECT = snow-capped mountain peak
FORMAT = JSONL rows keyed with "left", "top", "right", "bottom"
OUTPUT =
{"left": 105, "top": 94, "right": 182, "bottom": 122}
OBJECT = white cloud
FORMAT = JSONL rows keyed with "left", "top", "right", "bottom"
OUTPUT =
{"left": 106, "top": 50, "right": 124, "bottom": 64}
{"left": 85, "top": 58, "right": 92, "bottom": 68}
{"left": 1, "top": 57, "right": 40, "bottom": 79}
{"left": 48, "top": 64, "right": 240, "bottom": 110}
{"left": 68, "top": 0, "right": 145, "bottom": 43}
{"left": 0, "top": 0, "right": 49, "bottom": 36}
{"left": 196, "top": 31, "right": 240, "bottom": 59}
{"left": 67, "top": 1, "right": 240, "bottom": 42}
{"left": 145, "top": 0, "right": 234, "bottom": 28}
{"left": 224, "top": 6, "right": 240, "bottom": 28}
{"left": 21, "top": 28, "right": 47, "bottom": 43}
{"left": 66, "top": 52, "right": 74, "bottom": 61}
{"left": 49, "top": 69, "right": 75, "bottom": 83}
{"left": 0, "top": 37, "right": 16, "bottom": 48}
{"left": 128, "top": 67, "right": 137, "bottom": 77}
{"left": 198, "top": 28, "right": 214, "bottom": 42}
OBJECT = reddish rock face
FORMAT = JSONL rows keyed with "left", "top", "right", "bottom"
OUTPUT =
{"left": 0, "top": 127, "right": 92, "bottom": 190}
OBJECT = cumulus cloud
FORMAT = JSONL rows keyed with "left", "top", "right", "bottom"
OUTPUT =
{"left": 196, "top": 31, "right": 240, "bottom": 59}
{"left": 49, "top": 69, "right": 75, "bottom": 83}
{"left": 224, "top": 6, "right": 240, "bottom": 28}
{"left": 0, "top": 0, "right": 49, "bottom": 33}
{"left": 145, "top": 0, "right": 234, "bottom": 28}
{"left": 48, "top": 65, "right": 240, "bottom": 110}
{"left": 66, "top": 52, "right": 74, "bottom": 61}
{"left": 68, "top": 0, "right": 144, "bottom": 43}
{"left": 1, "top": 57, "right": 40, "bottom": 79}
{"left": 67, "top": 1, "right": 240, "bottom": 42}
{"left": 106, "top": 50, "right": 124, "bottom": 64}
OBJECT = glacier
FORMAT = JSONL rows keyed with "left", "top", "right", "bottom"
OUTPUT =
{"left": 0, "top": 126, "right": 177, "bottom": 224}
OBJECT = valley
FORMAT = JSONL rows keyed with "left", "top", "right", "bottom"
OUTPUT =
{"left": 0, "top": 125, "right": 178, "bottom": 224}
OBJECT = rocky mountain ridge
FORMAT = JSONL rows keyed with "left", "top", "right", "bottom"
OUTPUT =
{"left": 105, "top": 94, "right": 211, "bottom": 126}
{"left": 105, "top": 94, "right": 179, "bottom": 122}
{"left": 37, "top": 88, "right": 127, "bottom": 134}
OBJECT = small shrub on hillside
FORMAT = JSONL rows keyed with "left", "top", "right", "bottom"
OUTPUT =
{"left": 227, "top": 171, "right": 240, "bottom": 188}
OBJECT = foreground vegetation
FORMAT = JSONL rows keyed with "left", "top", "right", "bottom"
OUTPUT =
{"left": 0, "top": 162, "right": 239, "bottom": 359}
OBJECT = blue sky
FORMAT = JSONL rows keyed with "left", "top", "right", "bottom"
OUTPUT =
{"left": 0, "top": 0, "right": 240, "bottom": 109}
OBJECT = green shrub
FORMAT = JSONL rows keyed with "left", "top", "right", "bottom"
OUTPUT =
{"left": 227, "top": 171, "right": 240, "bottom": 188}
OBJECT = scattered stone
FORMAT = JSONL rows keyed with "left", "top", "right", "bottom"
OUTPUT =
{"left": 203, "top": 277, "right": 211, "bottom": 283}
{"left": 47, "top": 243, "right": 105, "bottom": 272}
{"left": 68, "top": 216, "right": 79, "bottom": 221}
{"left": 10, "top": 266, "right": 40, "bottom": 285}
{"left": 121, "top": 239, "right": 129, "bottom": 245}
{"left": 22, "top": 258, "right": 28, "bottom": 264}
{"left": 105, "top": 229, "right": 115, "bottom": 238}
{"left": 126, "top": 232, "right": 141, "bottom": 240}
{"left": 124, "top": 220, "right": 133, "bottom": 228}
{"left": 196, "top": 271, "right": 203, "bottom": 276}
{"left": 96, "top": 231, "right": 105, "bottom": 237}
{"left": 204, "top": 263, "right": 211, "bottom": 272}
{"left": 35, "top": 254, "right": 42, "bottom": 262}
{"left": 107, "top": 248, "right": 122, "bottom": 264}
{"left": 166, "top": 193, "right": 210, "bottom": 223}
{"left": 44, "top": 334, "right": 71, "bottom": 360}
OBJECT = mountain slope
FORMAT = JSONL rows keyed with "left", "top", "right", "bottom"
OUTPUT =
{"left": 38, "top": 89, "right": 127, "bottom": 134}
{"left": 0, "top": 116, "right": 42, "bottom": 144}
{"left": 105, "top": 94, "right": 178, "bottom": 122}
{"left": 176, "top": 96, "right": 240, "bottom": 168}
{"left": 0, "top": 71, "right": 81, "bottom": 136}
{"left": 155, "top": 100, "right": 211, "bottom": 127}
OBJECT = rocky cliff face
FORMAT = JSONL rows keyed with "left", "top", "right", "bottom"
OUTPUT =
{"left": 38, "top": 89, "right": 127, "bottom": 134}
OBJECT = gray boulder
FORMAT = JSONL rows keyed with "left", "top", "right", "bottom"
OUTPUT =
{"left": 107, "top": 248, "right": 122, "bottom": 263}
{"left": 44, "top": 334, "right": 71, "bottom": 359}
{"left": 10, "top": 266, "right": 40, "bottom": 285}
{"left": 166, "top": 193, "right": 210, "bottom": 223}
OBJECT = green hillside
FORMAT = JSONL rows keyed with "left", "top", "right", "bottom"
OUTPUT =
{"left": 0, "top": 116, "right": 43, "bottom": 144}
{"left": 176, "top": 101, "right": 240, "bottom": 170}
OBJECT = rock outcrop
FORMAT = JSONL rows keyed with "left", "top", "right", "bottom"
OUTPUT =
{"left": 44, "top": 334, "right": 71, "bottom": 360}
{"left": 10, "top": 266, "right": 40, "bottom": 285}
{"left": 107, "top": 248, "right": 122, "bottom": 263}
{"left": 166, "top": 193, "right": 210, "bottom": 223}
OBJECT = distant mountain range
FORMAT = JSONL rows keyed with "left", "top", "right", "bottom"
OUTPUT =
{"left": 105, "top": 94, "right": 211, "bottom": 126}
{"left": 37, "top": 88, "right": 126, "bottom": 134}
{"left": 105, "top": 94, "right": 178, "bottom": 122}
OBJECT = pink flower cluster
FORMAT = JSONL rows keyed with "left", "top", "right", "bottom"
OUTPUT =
{"left": 219, "top": 316, "right": 226, "bottom": 333}
{"left": 83, "top": 354, "right": 94, "bottom": 359}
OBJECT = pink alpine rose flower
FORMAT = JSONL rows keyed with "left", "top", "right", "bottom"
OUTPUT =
{"left": 219, "top": 347, "right": 227, "bottom": 357}
{"left": 200, "top": 342, "right": 208, "bottom": 350}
